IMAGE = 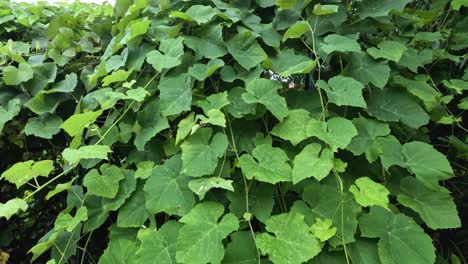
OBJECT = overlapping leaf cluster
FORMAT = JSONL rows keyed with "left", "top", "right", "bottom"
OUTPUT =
{"left": 0, "top": 0, "right": 467, "bottom": 263}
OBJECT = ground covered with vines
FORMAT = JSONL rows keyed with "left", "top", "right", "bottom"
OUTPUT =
{"left": 0, "top": 0, "right": 467, "bottom": 263}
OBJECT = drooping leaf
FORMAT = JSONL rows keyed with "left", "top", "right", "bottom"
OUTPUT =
{"left": 61, "top": 110, "right": 103, "bottom": 137}
{"left": 134, "top": 99, "right": 169, "bottom": 150}
{"left": 223, "top": 231, "right": 258, "bottom": 264}
{"left": 146, "top": 37, "right": 184, "bottom": 72}
{"left": 367, "top": 41, "right": 407, "bottom": 62}
{"left": 357, "top": 0, "right": 412, "bottom": 19}
{"left": 0, "top": 99, "right": 21, "bottom": 133}
{"left": 265, "top": 49, "right": 316, "bottom": 77}
{"left": 271, "top": 109, "right": 311, "bottom": 146}
{"left": 345, "top": 52, "right": 390, "bottom": 88}
{"left": 2, "top": 63, "right": 34, "bottom": 85}
{"left": 320, "top": 34, "right": 361, "bottom": 54}
{"left": 347, "top": 117, "right": 390, "bottom": 156}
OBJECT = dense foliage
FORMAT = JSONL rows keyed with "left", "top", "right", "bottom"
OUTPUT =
{"left": 1, "top": 0, "right": 467, "bottom": 263}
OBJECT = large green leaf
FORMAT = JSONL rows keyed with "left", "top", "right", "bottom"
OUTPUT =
{"left": 357, "top": 0, "right": 412, "bottom": 19}
{"left": 367, "top": 41, "right": 407, "bottom": 62}
{"left": 2, "top": 63, "right": 34, "bottom": 85}
{"left": 265, "top": 49, "right": 316, "bottom": 77}
{"left": 0, "top": 198, "right": 28, "bottom": 220}
{"left": 183, "top": 24, "right": 227, "bottom": 59}
{"left": 144, "top": 154, "right": 195, "bottom": 215}
{"left": 242, "top": 79, "right": 288, "bottom": 121}
{"left": 223, "top": 231, "right": 258, "bottom": 264}
{"left": 397, "top": 177, "right": 461, "bottom": 229}
{"left": 0, "top": 99, "right": 21, "bottom": 133}
{"left": 62, "top": 145, "right": 112, "bottom": 164}
{"left": 402, "top": 141, "right": 454, "bottom": 185}
{"left": 134, "top": 99, "right": 169, "bottom": 150}
{"left": 257, "top": 212, "right": 321, "bottom": 264}
{"left": 239, "top": 144, "right": 292, "bottom": 184}
{"left": 359, "top": 207, "right": 435, "bottom": 264}
{"left": 83, "top": 164, "right": 125, "bottom": 198}
{"left": 146, "top": 37, "right": 184, "bottom": 72}
{"left": 292, "top": 182, "right": 361, "bottom": 247}
{"left": 271, "top": 109, "right": 311, "bottom": 146}
{"left": 1, "top": 160, "right": 54, "bottom": 188}
{"left": 345, "top": 52, "right": 390, "bottom": 89}
{"left": 180, "top": 128, "right": 228, "bottom": 177}
{"left": 176, "top": 202, "right": 239, "bottom": 264}
{"left": 61, "top": 110, "right": 103, "bottom": 137}
{"left": 293, "top": 143, "right": 334, "bottom": 183}
{"left": 135, "top": 221, "right": 182, "bottom": 264}
{"left": 320, "top": 34, "right": 361, "bottom": 54}
{"left": 367, "top": 88, "right": 429, "bottom": 129}
{"left": 349, "top": 177, "right": 390, "bottom": 209}
{"left": 347, "top": 117, "right": 390, "bottom": 156}
{"left": 158, "top": 73, "right": 193, "bottom": 117}
{"left": 24, "top": 114, "right": 63, "bottom": 139}
{"left": 226, "top": 31, "right": 267, "bottom": 70}
{"left": 317, "top": 76, "right": 366, "bottom": 108}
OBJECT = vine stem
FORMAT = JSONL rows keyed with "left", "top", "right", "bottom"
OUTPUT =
{"left": 334, "top": 170, "right": 351, "bottom": 264}
{"left": 224, "top": 111, "right": 261, "bottom": 264}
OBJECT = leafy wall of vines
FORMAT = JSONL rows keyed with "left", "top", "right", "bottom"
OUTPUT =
{"left": 0, "top": 0, "right": 467, "bottom": 263}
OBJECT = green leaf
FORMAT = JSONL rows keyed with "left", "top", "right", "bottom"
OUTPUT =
{"left": 135, "top": 221, "right": 181, "bottom": 264}
{"left": 55, "top": 206, "right": 87, "bottom": 232}
{"left": 225, "top": 87, "right": 257, "bottom": 118}
{"left": 144, "top": 154, "right": 195, "bottom": 216}
{"left": 196, "top": 91, "right": 230, "bottom": 113}
{"left": 158, "top": 73, "right": 193, "bottom": 117}
{"left": 349, "top": 177, "right": 390, "bottom": 209}
{"left": 83, "top": 164, "right": 125, "bottom": 198}
{"left": 2, "top": 63, "right": 33, "bottom": 85}
{"left": 242, "top": 79, "right": 288, "bottom": 121}
{"left": 402, "top": 141, "right": 454, "bottom": 186}
{"left": 176, "top": 202, "right": 239, "bottom": 264}
{"left": 120, "top": 17, "right": 151, "bottom": 44}
{"left": 239, "top": 144, "right": 292, "bottom": 184}
{"left": 324, "top": 117, "right": 358, "bottom": 150}
{"left": 188, "top": 59, "right": 225, "bottom": 81}
{"left": 227, "top": 182, "right": 275, "bottom": 223}
{"left": 0, "top": 99, "right": 21, "bottom": 133}
{"left": 1, "top": 160, "right": 54, "bottom": 188}
{"left": 292, "top": 181, "right": 361, "bottom": 247}
{"left": 271, "top": 109, "right": 311, "bottom": 146}
{"left": 317, "top": 76, "right": 367, "bottom": 108}
{"left": 398, "top": 48, "right": 433, "bottom": 73}
{"left": 320, "top": 34, "right": 361, "bottom": 54}
{"left": 293, "top": 143, "right": 334, "bottom": 183}
{"left": 359, "top": 207, "right": 435, "bottom": 264}
{"left": 99, "top": 237, "right": 137, "bottom": 264}
{"left": 171, "top": 5, "right": 218, "bottom": 24}
{"left": 367, "top": 88, "right": 429, "bottom": 129}
{"left": 226, "top": 31, "right": 267, "bottom": 70}
{"left": 257, "top": 212, "right": 321, "bottom": 264}
{"left": 24, "top": 114, "right": 63, "bottom": 139}
{"left": 347, "top": 117, "right": 390, "bottom": 156}
{"left": 224, "top": 231, "right": 258, "bottom": 264}
{"left": 146, "top": 37, "right": 184, "bottom": 72}
{"left": 313, "top": 4, "right": 339, "bottom": 15}
{"left": 102, "top": 69, "right": 131, "bottom": 86}
{"left": 62, "top": 145, "right": 112, "bottom": 164}
{"left": 0, "top": 198, "right": 28, "bottom": 220}
{"left": 117, "top": 185, "right": 150, "bottom": 227}
{"left": 183, "top": 24, "right": 227, "bottom": 59}
{"left": 397, "top": 177, "right": 461, "bottom": 229}
{"left": 45, "top": 73, "right": 77, "bottom": 93}
{"left": 181, "top": 128, "right": 228, "bottom": 177}
{"left": 282, "top": 21, "right": 309, "bottom": 42}
{"left": 275, "top": 0, "right": 297, "bottom": 9}
{"left": 45, "top": 176, "right": 77, "bottom": 200}
{"left": 310, "top": 218, "right": 337, "bottom": 242}
{"left": 367, "top": 41, "right": 407, "bottom": 62}
{"left": 134, "top": 99, "right": 169, "bottom": 150}
{"left": 61, "top": 110, "right": 103, "bottom": 137}
{"left": 265, "top": 49, "right": 316, "bottom": 77}
{"left": 451, "top": 0, "right": 468, "bottom": 10}
{"left": 188, "top": 177, "right": 234, "bottom": 199}
{"left": 135, "top": 161, "right": 154, "bottom": 180}
{"left": 345, "top": 52, "right": 390, "bottom": 88}
{"left": 176, "top": 112, "right": 197, "bottom": 145}
{"left": 357, "top": 0, "right": 412, "bottom": 19}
